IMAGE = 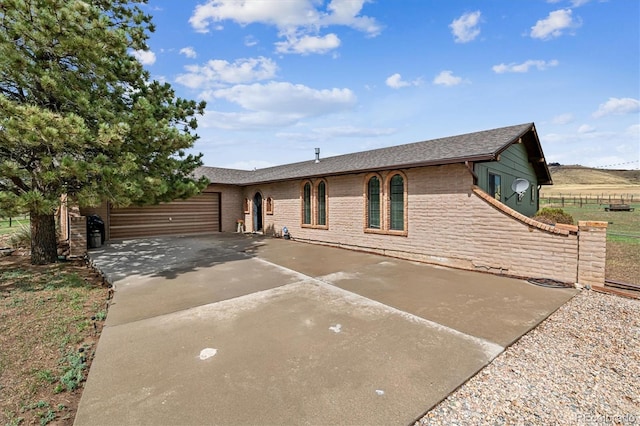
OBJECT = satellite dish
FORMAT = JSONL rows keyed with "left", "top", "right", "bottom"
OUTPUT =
{"left": 511, "top": 178, "right": 530, "bottom": 201}
{"left": 512, "top": 178, "right": 530, "bottom": 193}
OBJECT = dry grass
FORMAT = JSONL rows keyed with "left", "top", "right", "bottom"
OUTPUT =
{"left": 541, "top": 166, "right": 640, "bottom": 285}
{"left": 541, "top": 166, "right": 640, "bottom": 197}
{"left": 606, "top": 241, "right": 640, "bottom": 285}
{"left": 0, "top": 254, "right": 109, "bottom": 426}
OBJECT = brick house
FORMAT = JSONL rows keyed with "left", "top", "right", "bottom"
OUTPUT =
{"left": 73, "top": 123, "right": 607, "bottom": 286}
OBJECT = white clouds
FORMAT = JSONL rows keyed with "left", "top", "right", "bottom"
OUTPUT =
{"left": 211, "top": 82, "right": 355, "bottom": 114}
{"left": 433, "top": 70, "right": 464, "bottom": 87}
{"left": 189, "top": 0, "right": 380, "bottom": 54}
{"left": 547, "top": 0, "right": 591, "bottom": 6}
{"left": 131, "top": 49, "right": 156, "bottom": 65}
{"left": 180, "top": 47, "right": 197, "bottom": 59}
{"left": 244, "top": 35, "right": 258, "bottom": 47}
{"left": 176, "top": 57, "right": 277, "bottom": 89}
{"left": 592, "top": 97, "right": 640, "bottom": 118}
{"left": 385, "top": 73, "right": 422, "bottom": 89}
{"left": 323, "top": 0, "right": 381, "bottom": 34}
{"left": 449, "top": 11, "right": 481, "bottom": 43}
{"left": 385, "top": 73, "right": 408, "bottom": 89}
{"left": 492, "top": 59, "right": 559, "bottom": 73}
{"left": 200, "top": 82, "right": 356, "bottom": 129}
{"left": 577, "top": 124, "right": 595, "bottom": 133}
{"left": 627, "top": 124, "right": 640, "bottom": 136}
{"left": 552, "top": 113, "right": 575, "bottom": 125}
{"left": 530, "top": 9, "right": 581, "bottom": 40}
{"left": 277, "top": 126, "right": 396, "bottom": 142}
{"left": 275, "top": 33, "right": 341, "bottom": 55}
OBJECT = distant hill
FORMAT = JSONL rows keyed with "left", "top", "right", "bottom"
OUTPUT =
{"left": 548, "top": 166, "right": 640, "bottom": 186}
{"left": 541, "top": 166, "right": 640, "bottom": 196}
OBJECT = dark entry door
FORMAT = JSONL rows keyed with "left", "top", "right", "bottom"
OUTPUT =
{"left": 253, "top": 192, "right": 263, "bottom": 232}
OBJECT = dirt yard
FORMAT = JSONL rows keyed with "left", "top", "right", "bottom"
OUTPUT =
{"left": 0, "top": 252, "right": 110, "bottom": 426}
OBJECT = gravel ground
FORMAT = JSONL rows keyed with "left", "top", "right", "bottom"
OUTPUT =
{"left": 418, "top": 290, "right": 640, "bottom": 425}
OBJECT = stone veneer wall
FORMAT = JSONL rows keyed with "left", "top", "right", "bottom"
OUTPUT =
{"left": 242, "top": 163, "right": 607, "bottom": 285}
{"left": 576, "top": 221, "right": 608, "bottom": 287}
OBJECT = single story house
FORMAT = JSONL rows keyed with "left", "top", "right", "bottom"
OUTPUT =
{"left": 71, "top": 122, "right": 607, "bottom": 286}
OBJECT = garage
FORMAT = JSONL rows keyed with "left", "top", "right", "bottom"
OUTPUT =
{"left": 109, "top": 192, "right": 221, "bottom": 240}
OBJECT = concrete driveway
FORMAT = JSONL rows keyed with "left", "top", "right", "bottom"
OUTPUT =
{"left": 75, "top": 234, "right": 576, "bottom": 425}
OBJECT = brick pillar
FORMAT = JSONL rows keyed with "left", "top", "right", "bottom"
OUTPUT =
{"left": 577, "top": 221, "right": 608, "bottom": 287}
{"left": 59, "top": 194, "right": 69, "bottom": 240}
{"left": 69, "top": 216, "right": 87, "bottom": 258}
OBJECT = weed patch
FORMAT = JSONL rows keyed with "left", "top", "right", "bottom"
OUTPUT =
{"left": 0, "top": 255, "right": 109, "bottom": 425}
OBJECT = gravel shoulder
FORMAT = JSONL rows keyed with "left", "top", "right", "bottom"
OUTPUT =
{"left": 418, "top": 290, "right": 640, "bottom": 425}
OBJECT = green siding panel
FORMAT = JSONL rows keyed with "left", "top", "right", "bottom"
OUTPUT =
{"left": 475, "top": 143, "right": 539, "bottom": 217}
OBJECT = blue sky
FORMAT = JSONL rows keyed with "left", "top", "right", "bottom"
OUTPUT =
{"left": 134, "top": 0, "right": 639, "bottom": 170}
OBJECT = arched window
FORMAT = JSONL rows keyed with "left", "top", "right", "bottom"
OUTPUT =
{"left": 367, "top": 176, "right": 381, "bottom": 229}
{"left": 316, "top": 181, "right": 327, "bottom": 226}
{"left": 265, "top": 197, "right": 273, "bottom": 215}
{"left": 302, "top": 182, "right": 312, "bottom": 225}
{"left": 389, "top": 174, "right": 404, "bottom": 230}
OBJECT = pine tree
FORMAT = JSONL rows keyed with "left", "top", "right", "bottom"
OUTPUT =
{"left": 0, "top": 0, "right": 208, "bottom": 264}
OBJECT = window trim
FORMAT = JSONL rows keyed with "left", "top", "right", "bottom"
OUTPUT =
{"left": 315, "top": 179, "right": 329, "bottom": 229}
{"left": 488, "top": 172, "right": 502, "bottom": 201}
{"left": 265, "top": 196, "right": 273, "bottom": 215}
{"left": 363, "top": 171, "right": 408, "bottom": 237}
{"left": 364, "top": 173, "right": 382, "bottom": 231}
{"left": 302, "top": 181, "right": 312, "bottom": 227}
{"left": 301, "top": 179, "right": 329, "bottom": 229}
{"left": 385, "top": 172, "right": 408, "bottom": 236}
{"left": 530, "top": 184, "right": 536, "bottom": 204}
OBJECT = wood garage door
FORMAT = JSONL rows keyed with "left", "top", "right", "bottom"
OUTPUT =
{"left": 109, "top": 192, "right": 221, "bottom": 239}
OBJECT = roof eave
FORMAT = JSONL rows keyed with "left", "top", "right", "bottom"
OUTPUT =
{"left": 492, "top": 123, "right": 553, "bottom": 185}
{"left": 234, "top": 154, "right": 497, "bottom": 186}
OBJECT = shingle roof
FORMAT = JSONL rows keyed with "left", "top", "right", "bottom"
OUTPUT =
{"left": 195, "top": 123, "right": 552, "bottom": 185}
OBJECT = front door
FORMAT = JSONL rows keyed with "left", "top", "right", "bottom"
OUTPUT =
{"left": 253, "top": 192, "right": 263, "bottom": 232}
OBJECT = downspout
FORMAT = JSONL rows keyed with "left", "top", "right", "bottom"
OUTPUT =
{"left": 465, "top": 161, "right": 478, "bottom": 185}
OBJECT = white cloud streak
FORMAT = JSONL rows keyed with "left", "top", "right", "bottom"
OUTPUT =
{"left": 385, "top": 73, "right": 421, "bottom": 89}
{"left": 433, "top": 70, "right": 463, "bottom": 87}
{"left": 189, "top": 0, "right": 381, "bottom": 54}
{"left": 277, "top": 126, "right": 396, "bottom": 142}
{"left": 592, "top": 97, "right": 640, "bottom": 118}
{"left": 450, "top": 11, "right": 481, "bottom": 43}
{"left": 551, "top": 113, "right": 574, "bottom": 125}
{"left": 492, "top": 59, "right": 559, "bottom": 73}
{"left": 175, "top": 57, "right": 277, "bottom": 89}
{"left": 131, "top": 49, "right": 156, "bottom": 65}
{"left": 179, "top": 47, "right": 197, "bottom": 58}
{"left": 200, "top": 82, "right": 357, "bottom": 130}
{"left": 530, "top": 9, "right": 581, "bottom": 40}
{"left": 275, "top": 33, "right": 341, "bottom": 55}
{"left": 211, "top": 82, "right": 355, "bottom": 113}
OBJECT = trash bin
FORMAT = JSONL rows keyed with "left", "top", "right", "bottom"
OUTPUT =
{"left": 89, "top": 230, "right": 102, "bottom": 248}
{"left": 86, "top": 214, "right": 105, "bottom": 248}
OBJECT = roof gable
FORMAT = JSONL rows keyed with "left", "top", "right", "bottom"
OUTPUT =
{"left": 196, "top": 123, "right": 551, "bottom": 185}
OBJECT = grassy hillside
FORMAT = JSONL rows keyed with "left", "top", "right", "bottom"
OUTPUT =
{"left": 538, "top": 166, "right": 639, "bottom": 285}
{"left": 548, "top": 166, "right": 640, "bottom": 185}
{"left": 541, "top": 166, "right": 640, "bottom": 196}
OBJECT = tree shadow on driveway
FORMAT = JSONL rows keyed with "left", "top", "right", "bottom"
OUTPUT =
{"left": 88, "top": 233, "right": 265, "bottom": 284}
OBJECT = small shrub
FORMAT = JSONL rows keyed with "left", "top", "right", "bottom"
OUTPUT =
{"left": 39, "top": 409, "right": 56, "bottom": 426}
{"left": 35, "top": 369, "right": 56, "bottom": 384}
{"left": 9, "top": 225, "right": 31, "bottom": 249}
{"left": 533, "top": 207, "right": 575, "bottom": 225}
{"left": 58, "top": 350, "right": 87, "bottom": 392}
